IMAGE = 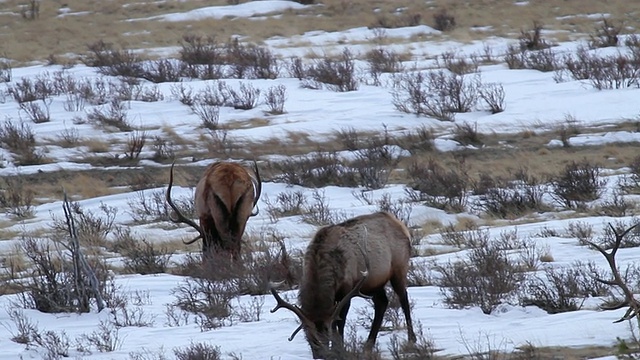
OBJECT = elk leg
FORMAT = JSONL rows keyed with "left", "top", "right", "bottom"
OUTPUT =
{"left": 335, "top": 300, "right": 351, "bottom": 341}
{"left": 391, "top": 275, "right": 416, "bottom": 343}
{"left": 365, "top": 287, "right": 388, "bottom": 351}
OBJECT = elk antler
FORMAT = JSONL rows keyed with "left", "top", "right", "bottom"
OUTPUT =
{"left": 587, "top": 223, "right": 640, "bottom": 323}
{"left": 250, "top": 160, "right": 262, "bottom": 217}
{"left": 269, "top": 286, "right": 313, "bottom": 341}
{"left": 331, "top": 228, "right": 373, "bottom": 322}
{"left": 166, "top": 162, "right": 205, "bottom": 245}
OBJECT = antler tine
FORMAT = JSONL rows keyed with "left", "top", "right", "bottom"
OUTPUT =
{"left": 288, "top": 324, "right": 304, "bottom": 342}
{"left": 250, "top": 160, "right": 262, "bottom": 217}
{"left": 590, "top": 223, "right": 640, "bottom": 323}
{"left": 269, "top": 287, "right": 311, "bottom": 341}
{"left": 166, "top": 162, "right": 205, "bottom": 243}
{"left": 331, "top": 226, "right": 373, "bottom": 322}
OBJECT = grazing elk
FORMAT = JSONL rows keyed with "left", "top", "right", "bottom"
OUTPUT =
{"left": 270, "top": 211, "right": 417, "bottom": 358}
{"left": 165, "top": 161, "right": 262, "bottom": 259}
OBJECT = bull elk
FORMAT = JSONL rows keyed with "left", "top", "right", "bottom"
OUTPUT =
{"left": 165, "top": 161, "right": 262, "bottom": 259}
{"left": 270, "top": 211, "right": 417, "bottom": 358}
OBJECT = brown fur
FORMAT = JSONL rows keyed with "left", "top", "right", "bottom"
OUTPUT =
{"left": 167, "top": 161, "right": 261, "bottom": 259}
{"left": 297, "top": 212, "right": 416, "bottom": 358}
{"left": 195, "top": 162, "right": 258, "bottom": 258}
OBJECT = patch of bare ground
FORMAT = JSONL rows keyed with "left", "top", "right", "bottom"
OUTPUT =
{"left": 1, "top": 0, "right": 639, "bottom": 63}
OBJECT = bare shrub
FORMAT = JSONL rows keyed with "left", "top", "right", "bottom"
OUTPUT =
{"left": 82, "top": 40, "right": 144, "bottom": 78}
{"left": 438, "top": 226, "right": 485, "bottom": 249}
{"left": 226, "top": 39, "right": 280, "bottom": 79}
{"left": 308, "top": 48, "right": 359, "bottom": 92}
{"left": 263, "top": 190, "right": 306, "bottom": 222}
{"left": 174, "top": 342, "right": 222, "bottom": 360}
{"left": 7, "top": 75, "right": 53, "bottom": 104}
{"left": 366, "top": 47, "right": 404, "bottom": 86}
{"left": 0, "top": 174, "right": 35, "bottom": 218}
{"left": 589, "top": 18, "right": 622, "bottom": 49}
{"left": 234, "top": 296, "right": 265, "bottom": 323}
{"left": 172, "top": 276, "right": 236, "bottom": 330}
{"left": 353, "top": 142, "right": 403, "bottom": 190}
{"left": 589, "top": 219, "right": 640, "bottom": 250}
{"left": 301, "top": 189, "right": 347, "bottom": 226}
{"left": 391, "top": 70, "right": 480, "bottom": 120}
{"left": 551, "top": 160, "right": 605, "bottom": 208}
{"left": 556, "top": 116, "right": 581, "bottom": 147}
{"left": 436, "top": 51, "right": 478, "bottom": 75}
{"left": 170, "top": 83, "right": 195, "bottom": 106}
{"left": 56, "top": 126, "right": 80, "bottom": 147}
{"left": 124, "top": 130, "right": 146, "bottom": 160}
{"left": 627, "top": 155, "right": 640, "bottom": 191}
{"left": 452, "top": 122, "right": 482, "bottom": 147}
{"left": 595, "top": 189, "right": 632, "bottom": 217}
{"left": 172, "top": 237, "right": 301, "bottom": 330}
{"left": 479, "top": 82, "right": 505, "bottom": 113}
{"left": 193, "top": 81, "right": 232, "bottom": 107}
{"left": 140, "top": 59, "right": 185, "bottom": 83}
{"left": 128, "top": 188, "right": 194, "bottom": 224}
{"left": 519, "top": 21, "right": 549, "bottom": 51}
{"left": 388, "top": 323, "right": 437, "bottom": 360}
{"left": 229, "top": 82, "right": 261, "bottom": 110}
{"left": 136, "top": 85, "right": 165, "bottom": 103}
{"left": 288, "top": 56, "right": 307, "bottom": 80}
{"left": 50, "top": 201, "right": 118, "bottom": 248}
{"left": 270, "top": 152, "right": 359, "bottom": 188}
{"left": 0, "top": 57, "right": 12, "bottom": 82}
{"left": 395, "top": 125, "right": 434, "bottom": 155}
{"left": 179, "top": 34, "right": 224, "bottom": 66}
{"left": 562, "top": 47, "right": 640, "bottom": 89}
{"left": 478, "top": 171, "right": 547, "bottom": 219}
{"left": 0, "top": 119, "right": 44, "bottom": 165}
{"left": 15, "top": 229, "right": 110, "bottom": 314}
{"left": 504, "top": 44, "right": 526, "bottom": 70}
{"left": 432, "top": 9, "right": 456, "bottom": 31}
{"left": 334, "top": 126, "right": 362, "bottom": 151}
{"left": 375, "top": 193, "right": 414, "bottom": 227}
{"left": 19, "top": 99, "right": 52, "bottom": 123}
{"left": 190, "top": 101, "right": 220, "bottom": 130}
{"left": 407, "top": 260, "right": 432, "bottom": 286}
{"left": 522, "top": 261, "right": 610, "bottom": 313}
{"left": 264, "top": 84, "right": 287, "bottom": 114}
{"left": 436, "top": 237, "right": 524, "bottom": 314}
{"left": 525, "top": 48, "right": 560, "bottom": 72}
{"left": 407, "top": 158, "right": 469, "bottom": 212}
{"left": 566, "top": 221, "right": 594, "bottom": 245}
{"left": 151, "top": 136, "right": 175, "bottom": 161}
{"left": 6, "top": 308, "right": 39, "bottom": 345}
{"left": 81, "top": 319, "right": 124, "bottom": 352}
{"left": 33, "top": 329, "right": 71, "bottom": 359}
{"left": 87, "top": 98, "right": 131, "bottom": 131}
{"left": 113, "top": 228, "right": 173, "bottom": 275}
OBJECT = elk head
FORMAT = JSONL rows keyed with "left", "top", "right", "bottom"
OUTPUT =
{"left": 270, "top": 212, "right": 416, "bottom": 358}
{"left": 165, "top": 160, "right": 262, "bottom": 259}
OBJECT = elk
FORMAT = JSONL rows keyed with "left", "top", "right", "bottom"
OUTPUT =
{"left": 270, "top": 211, "right": 417, "bottom": 358}
{"left": 165, "top": 161, "right": 262, "bottom": 259}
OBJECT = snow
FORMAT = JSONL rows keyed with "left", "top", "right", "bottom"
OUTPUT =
{"left": 1, "top": 1, "right": 640, "bottom": 359}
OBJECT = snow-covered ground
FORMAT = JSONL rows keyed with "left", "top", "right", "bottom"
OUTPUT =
{"left": 1, "top": 1, "right": 640, "bottom": 359}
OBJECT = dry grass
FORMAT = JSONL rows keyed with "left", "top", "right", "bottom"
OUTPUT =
{"left": 1, "top": 0, "right": 639, "bottom": 63}
{"left": 82, "top": 138, "right": 112, "bottom": 153}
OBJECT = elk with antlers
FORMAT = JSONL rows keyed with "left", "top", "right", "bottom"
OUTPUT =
{"left": 270, "top": 211, "right": 416, "bottom": 358}
{"left": 166, "top": 161, "right": 262, "bottom": 259}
